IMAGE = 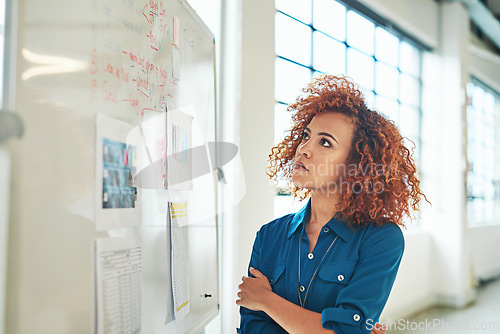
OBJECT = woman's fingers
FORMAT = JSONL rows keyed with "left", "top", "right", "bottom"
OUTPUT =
{"left": 249, "top": 267, "right": 264, "bottom": 278}
{"left": 370, "top": 322, "right": 386, "bottom": 334}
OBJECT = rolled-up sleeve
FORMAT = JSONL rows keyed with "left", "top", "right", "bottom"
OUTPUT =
{"left": 238, "top": 230, "right": 287, "bottom": 334}
{"left": 321, "top": 223, "right": 405, "bottom": 334}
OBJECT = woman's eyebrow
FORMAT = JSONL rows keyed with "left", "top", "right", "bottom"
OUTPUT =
{"left": 305, "top": 127, "right": 339, "bottom": 144}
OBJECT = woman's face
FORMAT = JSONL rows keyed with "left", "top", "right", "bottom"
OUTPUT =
{"left": 292, "top": 111, "right": 355, "bottom": 195}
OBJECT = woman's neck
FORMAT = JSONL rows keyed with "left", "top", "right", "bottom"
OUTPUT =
{"left": 308, "top": 191, "right": 341, "bottom": 228}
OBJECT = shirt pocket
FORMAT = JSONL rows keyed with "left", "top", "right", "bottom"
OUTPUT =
{"left": 311, "top": 261, "right": 357, "bottom": 310}
{"left": 318, "top": 261, "right": 357, "bottom": 285}
{"left": 260, "top": 264, "right": 286, "bottom": 296}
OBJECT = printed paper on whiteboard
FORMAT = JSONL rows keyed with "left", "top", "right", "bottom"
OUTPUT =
{"left": 131, "top": 111, "right": 167, "bottom": 190}
{"left": 95, "top": 237, "right": 142, "bottom": 334}
{"left": 166, "top": 108, "right": 193, "bottom": 190}
{"left": 95, "top": 113, "right": 140, "bottom": 230}
{"left": 168, "top": 201, "right": 190, "bottom": 321}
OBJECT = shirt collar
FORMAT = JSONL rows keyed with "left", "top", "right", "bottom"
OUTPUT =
{"left": 286, "top": 197, "right": 355, "bottom": 243}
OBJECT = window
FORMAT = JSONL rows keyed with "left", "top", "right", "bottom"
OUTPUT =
{"left": 274, "top": 0, "right": 426, "bottom": 216}
{"left": 466, "top": 79, "right": 500, "bottom": 227}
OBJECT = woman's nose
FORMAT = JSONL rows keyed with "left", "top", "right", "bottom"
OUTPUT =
{"left": 297, "top": 141, "right": 311, "bottom": 158}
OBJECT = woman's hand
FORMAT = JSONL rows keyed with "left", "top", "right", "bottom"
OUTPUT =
{"left": 237, "top": 268, "right": 388, "bottom": 334}
{"left": 370, "top": 322, "right": 387, "bottom": 334}
{"left": 236, "top": 267, "right": 273, "bottom": 312}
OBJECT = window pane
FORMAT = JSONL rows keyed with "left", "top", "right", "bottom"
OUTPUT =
{"left": 313, "top": 31, "right": 345, "bottom": 75}
{"left": 400, "top": 104, "right": 420, "bottom": 138}
{"left": 275, "top": 58, "right": 312, "bottom": 104}
{"left": 484, "top": 92, "right": 495, "bottom": 121}
{"left": 403, "top": 136, "right": 420, "bottom": 160}
{"left": 375, "top": 95, "right": 398, "bottom": 123}
{"left": 313, "top": 0, "right": 346, "bottom": 41}
{"left": 276, "top": 0, "right": 312, "bottom": 24}
{"left": 275, "top": 13, "right": 312, "bottom": 66}
{"left": 375, "top": 27, "right": 399, "bottom": 66}
{"left": 400, "top": 73, "right": 420, "bottom": 106}
{"left": 274, "top": 103, "right": 293, "bottom": 145}
{"left": 346, "top": 10, "right": 374, "bottom": 55}
{"left": 312, "top": 71, "right": 323, "bottom": 80}
{"left": 375, "top": 62, "right": 398, "bottom": 99}
{"left": 347, "top": 48, "right": 374, "bottom": 90}
{"left": 400, "top": 41, "right": 420, "bottom": 76}
{"left": 364, "top": 90, "right": 375, "bottom": 110}
{"left": 472, "top": 85, "right": 484, "bottom": 110}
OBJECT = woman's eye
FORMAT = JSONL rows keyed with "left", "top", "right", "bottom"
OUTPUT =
{"left": 321, "top": 138, "right": 332, "bottom": 147}
{"left": 301, "top": 132, "right": 309, "bottom": 140}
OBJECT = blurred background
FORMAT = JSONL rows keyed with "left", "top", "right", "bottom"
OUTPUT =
{"left": 1, "top": 0, "right": 500, "bottom": 333}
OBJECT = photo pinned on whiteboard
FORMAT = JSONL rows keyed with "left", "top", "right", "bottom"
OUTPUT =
{"left": 95, "top": 113, "right": 141, "bottom": 231}
{"left": 102, "top": 138, "right": 137, "bottom": 209}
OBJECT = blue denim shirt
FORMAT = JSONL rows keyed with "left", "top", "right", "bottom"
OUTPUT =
{"left": 238, "top": 198, "right": 405, "bottom": 334}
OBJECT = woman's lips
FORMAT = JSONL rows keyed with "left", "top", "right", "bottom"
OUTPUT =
{"left": 294, "top": 163, "right": 308, "bottom": 171}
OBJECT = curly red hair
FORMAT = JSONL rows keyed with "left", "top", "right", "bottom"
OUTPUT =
{"left": 266, "top": 74, "right": 429, "bottom": 228}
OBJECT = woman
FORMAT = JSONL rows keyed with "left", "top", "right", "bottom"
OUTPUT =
{"left": 236, "top": 75, "right": 428, "bottom": 333}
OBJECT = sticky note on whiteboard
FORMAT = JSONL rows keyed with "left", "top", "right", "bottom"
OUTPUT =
{"left": 173, "top": 16, "right": 180, "bottom": 49}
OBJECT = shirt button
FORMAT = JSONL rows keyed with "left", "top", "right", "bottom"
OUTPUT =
{"left": 323, "top": 227, "right": 330, "bottom": 233}
{"left": 353, "top": 314, "right": 360, "bottom": 321}
{"left": 299, "top": 285, "right": 305, "bottom": 292}
{"left": 307, "top": 253, "right": 314, "bottom": 260}
{"left": 337, "top": 274, "right": 344, "bottom": 281}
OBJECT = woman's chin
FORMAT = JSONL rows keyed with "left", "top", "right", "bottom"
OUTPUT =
{"left": 291, "top": 179, "right": 312, "bottom": 190}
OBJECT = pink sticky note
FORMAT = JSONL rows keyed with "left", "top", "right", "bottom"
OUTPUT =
{"left": 173, "top": 16, "right": 180, "bottom": 48}
{"left": 123, "top": 149, "right": 129, "bottom": 166}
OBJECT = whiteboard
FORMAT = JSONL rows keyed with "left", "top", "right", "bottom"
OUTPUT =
{"left": 8, "top": 0, "right": 219, "bottom": 332}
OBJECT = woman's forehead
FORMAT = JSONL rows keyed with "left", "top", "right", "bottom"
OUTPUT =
{"left": 308, "top": 112, "right": 354, "bottom": 132}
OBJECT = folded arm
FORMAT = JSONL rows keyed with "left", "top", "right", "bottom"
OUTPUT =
{"left": 238, "top": 224, "right": 403, "bottom": 334}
